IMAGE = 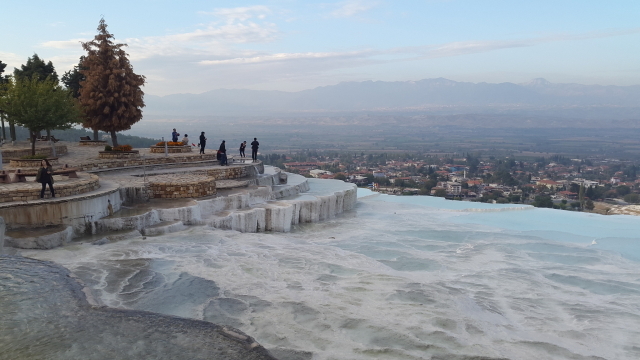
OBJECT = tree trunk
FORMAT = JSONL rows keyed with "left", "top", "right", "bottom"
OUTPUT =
{"left": 110, "top": 130, "right": 118, "bottom": 147}
{"left": 93, "top": 128, "right": 99, "bottom": 141}
{"left": 46, "top": 129, "right": 51, "bottom": 142}
{"left": 9, "top": 121, "right": 15, "bottom": 142}
{"left": 0, "top": 113, "right": 5, "bottom": 141}
{"left": 30, "top": 130, "right": 36, "bottom": 156}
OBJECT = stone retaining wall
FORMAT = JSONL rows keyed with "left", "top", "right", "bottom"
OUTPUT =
{"left": 190, "top": 162, "right": 263, "bottom": 180}
{"left": 98, "top": 151, "right": 140, "bottom": 159}
{"left": 150, "top": 146, "right": 192, "bottom": 153}
{"left": 9, "top": 158, "right": 59, "bottom": 168}
{"left": 79, "top": 140, "right": 108, "bottom": 146}
{"left": 77, "top": 153, "right": 228, "bottom": 171}
{"left": 148, "top": 174, "right": 216, "bottom": 198}
{"left": 0, "top": 173, "right": 100, "bottom": 202}
{"left": 1, "top": 145, "right": 68, "bottom": 163}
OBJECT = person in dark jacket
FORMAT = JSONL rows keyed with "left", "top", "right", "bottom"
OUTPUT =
{"left": 218, "top": 140, "right": 227, "bottom": 165}
{"left": 239, "top": 141, "right": 246, "bottom": 159}
{"left": 171, "top": 128, "right": 179, "bottom": 143}
{"left": 36, "top": 159, "right": 55, "bottom": 199}
{"left": 199, "top": 132, "right": 207, "bottom": 154}
{"left": 250, "top": 138, "right": 259, "bottom": 162}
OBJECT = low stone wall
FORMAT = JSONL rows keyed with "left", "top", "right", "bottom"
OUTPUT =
{"left": 0, "top": 173, "right": 100, "bottom": 202}
{"left": 150, "top": 146, "right": 192, "bottom": 153}
{"left": 9, "top": 158, "right": 59, "bottom": 168}
{"left": 77, "top": 154, "right": 257, "bottom": 172}
{"left": 98, "top": 151, "right": 140, "bottom": 159}
{"left": 1, "top": 145, "right": 68, "bottom": 163}
{"left": 148, "top": 174, "right": 216, "bottom": 199}
{"left": 79, "top": 140, "right": 108, "bottom": 146}
{"left": 189, "top": 162, "right": 264, "bottom": 180}
{"left": 206, "top": 166, "right": 248, "bottom": 180}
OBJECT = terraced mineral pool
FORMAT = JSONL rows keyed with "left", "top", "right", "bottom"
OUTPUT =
{"left": 12, "top": 186, "right": 640, "bottom": 359}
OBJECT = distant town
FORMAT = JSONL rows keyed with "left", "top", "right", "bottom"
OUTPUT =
{"left": 261, "top": 151, "right": 640, "bottom": 212}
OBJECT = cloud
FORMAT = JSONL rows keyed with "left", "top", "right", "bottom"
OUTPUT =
{"left": 203, "top": 5, "right": 272, "bottom": 22}
{"left": 199, "top": 50, "right": 372, "bottom": 65}
{"left": 121, "top": 6, "right": 277, "bottom": 61}
{"left": 413, "top": 28, "right": 640, "bottom": 60}
{"left": 0, "top": 51, "right": 26, "bottom": 71}
{"left": 41, "top": 39, "right": 87, "bottom": 49}
{"left": 25, "top": 23, "right": 640, "bottom": 96}
{"left": 331, "top": 0, "right": 379, "bottom": 18}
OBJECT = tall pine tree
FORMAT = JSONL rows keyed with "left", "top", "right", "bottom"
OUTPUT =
{"left": 13, "top": 54, "right": 58, "bottom": 83}
{"left": 62, "top": 56, "right": 86, "bottom": 99}
{"left": 79, "top": 18, "right": 145, "bottom": 146}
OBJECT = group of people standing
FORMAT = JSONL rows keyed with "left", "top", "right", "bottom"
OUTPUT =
{"left": 239, "top": 138, "right": 260, "bottom": 162}
{"left": 171, "top": 128, "right": 260, "bottom": 165}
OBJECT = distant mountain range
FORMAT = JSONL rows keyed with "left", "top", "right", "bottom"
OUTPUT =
{"left": 144, "top": 78, "right": 640, "bottom": 117}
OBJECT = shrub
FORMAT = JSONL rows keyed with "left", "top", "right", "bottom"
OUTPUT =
{"left": 585, "top": 199, "right": 595, "bottom": 211}
{"left": 20, "top": 154, "right": 48, "bottom": 159}
{"left": 112, "top": 144, "right": 133, "bottom": 152}
{"left": 624, "top": 193, "right": 640, "bottom": 204}
{"left": 104, "top": 145, "right": 112, "bottom": 151}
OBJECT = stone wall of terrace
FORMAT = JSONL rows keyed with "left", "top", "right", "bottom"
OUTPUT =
{"left": 2, "top": 145, "right": 68, "bottom": 163}
{"left": 9, "top": 158, "right": 60, "bottom": 167}
{"left": 190, "top": 162, "right": 264, "bottom": 180}
{"left": 79, "top": 140, "right": 108, "bottom": 146}
{"left": 148, "top": 174, "right": 216, "bottom": 198}
{"left": 75, "top": 153, "right": 220, "bottom": 171}
{"left": 0, "top": 173, "right": 100, "bottom": 202}
{"left": 150, "top": 146, "right": 192, "bottom": 153}
{"left": 98, "top": 151, "right": 141, "bottom": 159}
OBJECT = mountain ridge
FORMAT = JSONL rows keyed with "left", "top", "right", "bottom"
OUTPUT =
{"left": 144, "top": 78, "right": 640, "bottom": 116}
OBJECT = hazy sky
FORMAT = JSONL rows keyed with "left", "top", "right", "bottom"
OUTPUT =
{"left": 1, "top": 1, "right": 639, "bottom": 95}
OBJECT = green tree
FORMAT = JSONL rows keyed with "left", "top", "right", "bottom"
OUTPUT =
{"left": 532, "top": 195, "right": 553, "bottom": 208}
{"left": 585, "top": 199, "right": 595, "bottom": 211}
{"left": 0, "top": 77, "right": 80, "bottom": 155}
{"left": 434, "top": 188, "right": 447, "bottom": 197}
{"left": 13, "top": 54, "right": 58, "bottom": 83}
{"left": 624, "top": 193, "right": 640, "bottom": 204}
{"left": 61, "top": 56, "right": 86, "bottom": 98}
{"left": 79, "top": 19, "right": 146, "bottom": 146}
{"left": 616, "top": 185, "right": 631, "bottom": 197}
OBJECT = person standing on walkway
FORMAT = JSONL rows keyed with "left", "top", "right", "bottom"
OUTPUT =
{"left": 199, "top": 132, "right": 207, "bottom": 154}
{"left": 218, "top": 140, "right": 228, "bottom": 166}
{"left": 171, "top": 128, "right": 179, "bottom": 143}
{"left": 239, "top": 141, "right": 246, "bottom": 159}
{"left": 251, "top": 138, "right": 259, "bottom": 162}
{"left": 36, "top": 159, "right": 55, "bottom": 199}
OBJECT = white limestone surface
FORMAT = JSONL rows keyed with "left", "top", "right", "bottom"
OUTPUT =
{"left": 0, "top": 180, "right": 122, "bottom": 233}
{"left": 5, "top": 226, "right": 74, "bottom": 249}
{"left": 209, "top": 178, "right": 357, "bottom": 233}
{"left": 0, "top": 217, "right": 5, "bottom": 253}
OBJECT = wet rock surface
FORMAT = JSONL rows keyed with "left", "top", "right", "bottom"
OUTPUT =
{"left": 0, "top": 255, "right": 276, "bottom": 360}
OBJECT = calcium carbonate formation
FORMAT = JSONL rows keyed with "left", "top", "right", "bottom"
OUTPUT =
{"left": 1, "top": 165, "right": 357, "bottom": 249}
